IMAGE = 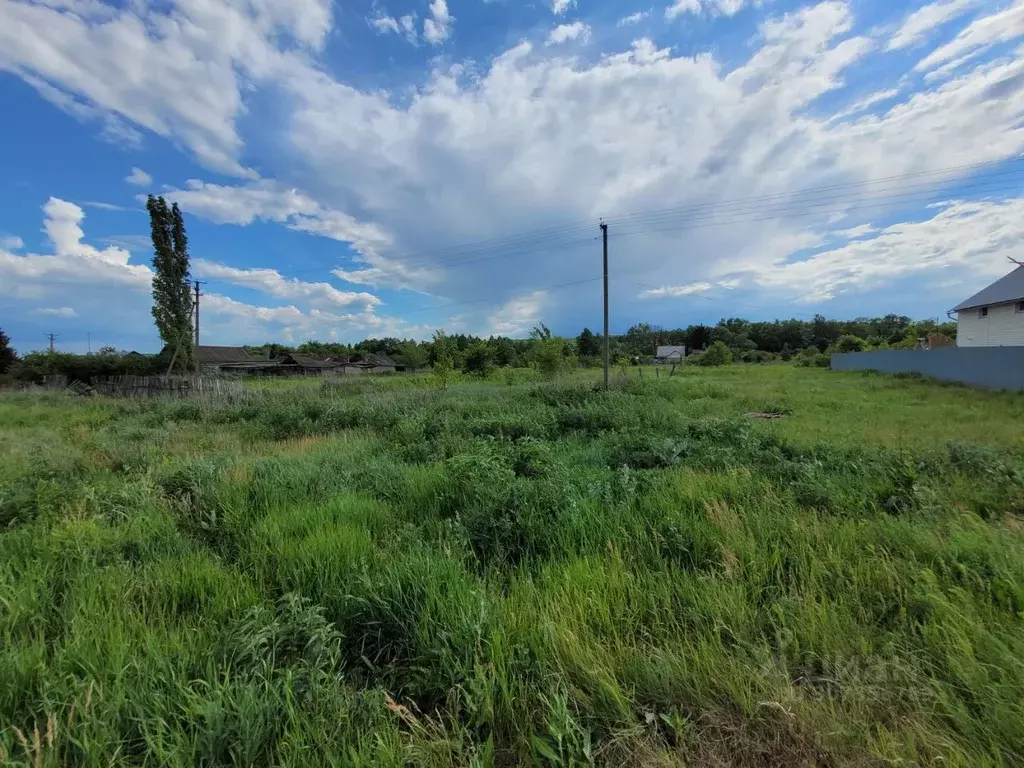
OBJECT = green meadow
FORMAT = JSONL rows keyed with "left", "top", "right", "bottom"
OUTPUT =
{"left": 2, "top": 366, "right": 1024, "bottom": 766}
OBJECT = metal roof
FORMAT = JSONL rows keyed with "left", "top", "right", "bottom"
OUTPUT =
{"left": 954, "top": 267, "right": 1024, "bottom": 312}
{"left": 196, "top": 346, "right": 261, "bottom": 363}
{"left": 655, "top": 346, "right": 686, "bottom": 358}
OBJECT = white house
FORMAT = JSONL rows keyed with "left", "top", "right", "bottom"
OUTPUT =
{"left": 953, "top": 266, "right": 1024, "bottom": 347}
{"left": 654, "top": 345, "right": 687, "bottom": 364}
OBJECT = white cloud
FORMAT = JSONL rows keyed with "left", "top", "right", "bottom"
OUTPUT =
{"left": 83, "top": 201, "right": 131, "bottom": 211}
{"left": 369, "top": 14, "right": 399, "bottom": 34}
{"left": 752, "top": 198, "right": 1024, "bottom": 302}
{"left": 831, "top": 223, "right": 877, "bottom": 239}
{"left": 368, "top": 10, "right": 418, "bottom": 43}
{"left": 551, "top": 0, "right": 576, "bottom": 15}
{"left": 489, "top": 290, "right": 546, "bottom": 335}
{"left": 639, "top": 282, "right": 715, "bottom": 298}
{"left": 32, "top": 306, "right": 78, "bottom": 317}
{"left": 0, "top": 198, "right": 150, "bottom": 318}
{"left": 0, "top": 0, "right": 333, "bottom": 176}
{"left": 547, "top": 21, "right": 591, "bottom": 45}
{"left": 888, "top": 0, "right": 977, "bottom": 51}
{"left": 915, "top": 0, "right": 1024, "bottom": 71}
{"left": 164, "top": 179, "right": 391, "bottom": 255}
{"left": 666, "top": 0, "right": 750, "bottom": 20}
{"left": 5, "top": 0, "right": 1024, "bottom": 338}
{"left": 423, "top": 0, "right": 452, "bottom": 45}
{"left": 0, "top": 235, "right": 23, "bottom": 250}
{"left": 399, "top": 14, "right": 417, "bottom": 42}
{"left": 194, "top": 260, "right": 381, "bottom": 310}
{"left": 827, "top": 87, "right": 900, "bottom": 121}
{"left": 618, "top": 11, "right": 649, "bottom": 26}
{"left": 125, "top": 166, "right": 152, "bottom": 187}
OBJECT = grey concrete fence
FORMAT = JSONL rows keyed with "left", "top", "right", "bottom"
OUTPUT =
{"left": 831, "top": 347, "right": 1024, "bottom": 391}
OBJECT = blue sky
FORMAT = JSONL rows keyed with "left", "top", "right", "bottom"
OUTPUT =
{"left": 1, "top": 0, "right": 1023, "bottom": 353}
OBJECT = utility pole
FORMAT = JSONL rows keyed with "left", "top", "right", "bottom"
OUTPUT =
{"left": 46, "top": 333, "right": 57, "bottom": 353}
{"left": 601, "top": 221, "right": 609, "bottom": 390}
{"left": 87, "top": 332, "right": 91, "bottom": 355}
{"left": 193, "top": 280, "right": 206, "bottom": 373}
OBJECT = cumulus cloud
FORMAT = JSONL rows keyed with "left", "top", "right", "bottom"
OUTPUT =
{"left": 194, "top": 260, "right": 381, "bottom": 310}
{"left": 164, "top": 179, "right": 391, "bottom": 255}
{"left": 4, "top": 0, "right": 1024, "bottom": 336}
{"left": 369, "top": 14, "right": 399, "bottom": 34}
{"left": 551, "top": 0, "right": 576, "bottom": 15}
{"left": 666, "top": 0, "right": 750, "bottom": 20}
{"left": 489, "top": 290, "right": 547, "bottom": 335}
{"left": 0, "top": 0, "right": 334, "bottom": 175}
{"left": 423, "top": 0, "right": 452, "bottom": 44}
{"left": 752, "top": 198, "right": 1024, "bottom": 302}
{"left": 547, "top": 21, "right": 590, "bottom": 44}
{"left": 125, "top": 166, "right": 152, "bottom": 186}
{"left": 0, "top": 198, "right": 150, "bottom": 303}
{"left": 0, "top": 235, "right": 23, "bottom": 250}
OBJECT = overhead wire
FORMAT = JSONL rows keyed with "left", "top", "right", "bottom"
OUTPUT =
{"left": 207, "top": 156, "right": 1024, "bottom": 281}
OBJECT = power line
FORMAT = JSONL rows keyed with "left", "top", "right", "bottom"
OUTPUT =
{"left": 398, "top": 275, "right": 604, "bottom": 316}
{"left": 601, "top": 156, "right": 1024, "bottom": 225}
{"left": 631, "top": 280, "right": 820, "bottom": 318}
{"left": 200, "top": 156, "right": 1024, "bottom": 282}
{"left": 610, "top": 176, "right": 1024, "bottom": 238}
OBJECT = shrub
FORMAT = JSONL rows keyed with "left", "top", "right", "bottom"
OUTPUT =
{"left": 690, "top": 340, "right": 733, "bottom": 367}
{"left": 833, "top": 334, "right": 867, "bottom": 353}
{"left": 794, "top": 347, "right": 830, "bottom": 368}
{"left": 462, "top": 343, "right": 494, "bottom": 378}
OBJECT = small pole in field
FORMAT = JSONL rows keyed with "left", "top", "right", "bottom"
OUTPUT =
{"left": 601, "top": 221, "right": 609, "bottom": 390}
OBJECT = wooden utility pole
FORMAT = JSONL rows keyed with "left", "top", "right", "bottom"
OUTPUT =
{"left": 46, "top": 333, "right": 57, "bottom": 352}
{"left": 601, "top": 222, "right": 609, "bottom": 390}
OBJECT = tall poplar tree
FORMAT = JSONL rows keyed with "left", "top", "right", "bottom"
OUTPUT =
{"left": 148, "top": 195, "right": 193, "bottom": 369}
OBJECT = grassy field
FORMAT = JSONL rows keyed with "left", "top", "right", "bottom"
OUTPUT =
{"left": 2, "top": 365, "right": 1024, "bottom": 766}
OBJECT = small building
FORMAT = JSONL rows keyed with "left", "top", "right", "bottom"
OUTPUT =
{"left": 279, "top": 353, "right": 344, "bottom": 375}
{"left": 953, "top": 267, "right": 1024, "bottom": 347}
{"left": 654, "top": 345, "right": 687, "bottom": 364}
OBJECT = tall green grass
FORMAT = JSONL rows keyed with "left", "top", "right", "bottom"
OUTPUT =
{"left": 2, "top": 367, "right": 1024, "bottom": 765}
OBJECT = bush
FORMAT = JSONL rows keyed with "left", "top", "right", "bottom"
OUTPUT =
{"left": 690, "top": 340, "right": 733, "bottom": 367}
{"left": 833, "top": 334, "right": 867, "bottom": 353}
{"left": 462, "top": 343, "right": 494, "bottom": 378}
{"left": 740, "top": 350, "right": 775, "bottom": 364}
{"left": 794, "top": 347, "right": 830, "bottom": 368}
{"left": 10, "top": 351, "right": 166, "bottom": 383}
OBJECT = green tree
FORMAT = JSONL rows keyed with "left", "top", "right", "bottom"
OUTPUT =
{"left": 0, "top": 327, "right": 17, "bottom": 374}
{"left": 577, "top": 327, "right": 601, "bottom": 357}
{"left": 463, "top": 342, "right": 494, "bottom": 377}
{"left": 691, "top": 340, "right": 733, "bottom": 367}
{"left": 530, "top": 323, "right": 571, "bottom": 377}
{"left": 432, "top": 329, "right": 455, "bottom": 389}
{"left": 148, "top": 196, "right": 193, "bottom": 370}
{"left": 833, "top": 334, "right": 867, "bottom": 353}
{"left": 399, "top": 342, "right": 427, "bottom": 372}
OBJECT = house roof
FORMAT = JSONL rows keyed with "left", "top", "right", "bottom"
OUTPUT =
{"left": 196, "top": 346, "right": 261, "bottom": 364}
{"left": 954, "top": 267, "right": 1024, "bottom": 311}
{"left": 281, "top": 353, "right": 341, "bottom": 369}
{"left": 350, "top": 353, "right": 396, "bottom": 367}
{"left": 655, "top": 346, "right": 686, "bottom": 358}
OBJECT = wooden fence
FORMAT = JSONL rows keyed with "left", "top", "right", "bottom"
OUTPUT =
{"left": 43, "top": 374, "right": 244, "bottom": 399}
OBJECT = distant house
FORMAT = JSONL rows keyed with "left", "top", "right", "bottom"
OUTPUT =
{"left": 279, "top": 353, "right": 343, "bottom": 375}
{"left": 325, "top": 353, "right": 398, "bottom": 375}
{"left": 654, "top": 345, "right": 687, "bottom": 364}
{"left": 953, "top": 267, "right": 1024, "bottom": 347}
